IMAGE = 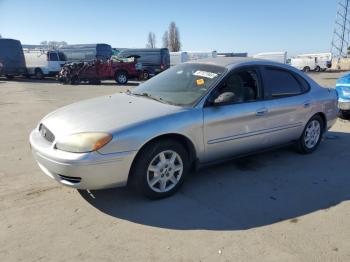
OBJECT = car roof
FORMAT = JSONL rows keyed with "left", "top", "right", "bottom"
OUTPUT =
{"left": 186, "top": 57, "right": 279, "bottom": 69}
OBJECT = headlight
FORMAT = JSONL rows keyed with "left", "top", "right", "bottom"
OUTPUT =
{"left": 55, "top": 132, "right": 112, "bottom": 153}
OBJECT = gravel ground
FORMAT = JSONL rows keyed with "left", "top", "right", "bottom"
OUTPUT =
{"left": 0, "top": 72, "right": 349, "bottom": 262}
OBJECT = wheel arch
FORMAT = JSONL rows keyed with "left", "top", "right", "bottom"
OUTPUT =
{"left": 127, "top": 133, "right": 198, "bottom": 184}
{"left": 115, "top": 69, "right": 128, "bottom": 77}
{"left": 309, "top": 112, "right": 327, "bottom": 132}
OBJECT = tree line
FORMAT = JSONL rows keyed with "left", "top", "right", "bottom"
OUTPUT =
{"left": 146, "top": 21, "right": 181, "bottom": 52}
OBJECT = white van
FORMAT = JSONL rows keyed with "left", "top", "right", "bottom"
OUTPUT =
{"left": 290, "top": 57, "right": 317, "bottom": 72}
{"left": 170, "top": 51, "right": 189, "bottom": 66}
{"left": 252, "top": 52, "right": 287, "bottom": 64}
{"left": 296, "top": 53, "right": 332, "bottom": 72}
{"left": 23, "top": 49, "right": 66, "bottom": 79}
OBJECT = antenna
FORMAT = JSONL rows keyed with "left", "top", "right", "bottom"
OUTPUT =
{"left": 331, "top": 0, "right": 350, "bottom": 57}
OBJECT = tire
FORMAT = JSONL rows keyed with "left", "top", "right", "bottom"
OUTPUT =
{"left": 35, "top": 69, "right": 44, "bottom": 79}
{"left": 130, "top": 139, "right": 190, "bottom": 199}
{"left": 303, "top": 67, "right": 310, "bottom": 73}
{"left": 115, "top": 71, "right": 128, "bottom": 85}
{"left": 142, "top": 70, "right": 150, "bottom": 80}
{"left": 339, "top": 110, "right": 350, "bottom": 120}
{"left": 5, "top": 75, "right": 14, "bottom": 80}
{"left": 297, "top": 115, "right": 324, "bottom": 154}
{"left": 315, "top": 66, "right": 321, "bottom": 72}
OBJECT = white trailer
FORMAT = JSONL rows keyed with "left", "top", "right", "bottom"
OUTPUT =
{"left": 290, "top": 57, "right": 317, "bottom": 72}
{"left": 252, "top": 51, "right": 287, "bottom": 64}
{"left": 296, "top": 53, "right": 332, "bottom": 72}
{"left": 23, "top": 49, "right": 66, "bottom": 79}
{"left": 170, "top": 51, "right": 189, "bottom": 66}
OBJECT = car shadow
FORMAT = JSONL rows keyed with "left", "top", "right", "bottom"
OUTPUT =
{"left": 0, "top": 77, "right": 58, "bottom": 84}
{"left": 79, "top": 131, "right": 350, "bottom": 231}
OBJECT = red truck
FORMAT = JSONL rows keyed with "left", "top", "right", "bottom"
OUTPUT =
{"left": 58, "top": 57, "right": 142, "bottom": 85}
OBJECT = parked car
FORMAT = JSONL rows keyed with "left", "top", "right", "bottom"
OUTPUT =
{"left": 30, "top": 57, "right": 338, "bottom": 199}
{"left": 58, "top": 57, "right": 142, "bottom": 85}
{"left": 23, "top": 49, "right": 67, "bottom": 79}
{"left": 0, "top": 61, "right": 3, "bottom": 75}
{"left": 59, "top": 44, "right": 112, "bottom": 62}
{"left": 336, "top": 72, "right": 350, "bottom": 118}
{"left": 117, "top": 48, "right": 170, "bottom": 79}
{"left": 0, "top": 38, "right": 27, "bottom": 79}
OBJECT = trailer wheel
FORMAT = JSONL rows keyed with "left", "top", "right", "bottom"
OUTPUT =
{"left": 315, "top": 66, "right": 321, "bottom": 72}
{"left": 303, "top": 66, "right": 310, "bottom": 73}
{"left": 115, "top": 71, "right": 128, "bottom": 85}
{"left": 35, "top": 68, "right": 44, "bottom": 79}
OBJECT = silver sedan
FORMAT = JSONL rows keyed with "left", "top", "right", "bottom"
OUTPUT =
{"left": 30, "top": 57, "right": 338, "bottom": 199}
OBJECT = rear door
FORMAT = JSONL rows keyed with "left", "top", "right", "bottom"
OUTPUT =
{"left": 261, "top": 66, "right": 312, "bottom": 147}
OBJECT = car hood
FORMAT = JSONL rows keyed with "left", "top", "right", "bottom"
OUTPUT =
{"left": 41, "top": 93, "right": 183, "bottom": 140}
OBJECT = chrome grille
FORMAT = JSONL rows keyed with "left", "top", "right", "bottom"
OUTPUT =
{"left": 39, "top": 124, "right": 55, "bottom": 143}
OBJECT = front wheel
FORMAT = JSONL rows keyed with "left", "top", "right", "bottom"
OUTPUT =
{"left": 297, "top": 115, "right": 324, "bottom": 154}
{"left": 315, "top": 66, "right": 321, "bottom": 72}
{"left": 130, "top": 140, "right": 189, "bottom": 199}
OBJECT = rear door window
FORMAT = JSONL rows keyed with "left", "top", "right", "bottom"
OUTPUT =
{"left": 264, "top": 67, "right": 304, "bottom": 98}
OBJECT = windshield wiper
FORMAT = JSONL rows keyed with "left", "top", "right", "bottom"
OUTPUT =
{"left": 131, "top": 92, "right": 168, "bottom": 104}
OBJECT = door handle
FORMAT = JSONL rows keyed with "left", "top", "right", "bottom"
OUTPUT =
{"left": 256, "top": 108, "right": 268, "bottom": 116}
{"left": 303, "top": 100, "right": 311, "bottom": 108}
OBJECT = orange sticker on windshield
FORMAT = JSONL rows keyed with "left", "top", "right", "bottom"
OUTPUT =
{"left": 196, "top": 79, "right": 205, "bottom": 85}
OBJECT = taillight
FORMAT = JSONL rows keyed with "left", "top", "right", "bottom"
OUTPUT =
{"left": 160, "top": 64, "right": 164, "bottom": 70}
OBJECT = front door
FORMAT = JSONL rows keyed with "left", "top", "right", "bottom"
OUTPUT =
{"left": 203, "top": 67, "right": 269, "bottom": 162}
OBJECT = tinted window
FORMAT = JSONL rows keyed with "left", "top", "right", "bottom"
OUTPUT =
{"left": 294, "top": 74, "right": 310, "bottom": 92}
{"left": 49, "top": 52, "right": 58, "bottom": 61}
{"left": 265, "top": 68, "right": 303, "bottom": 98}
{"left": 215, "top": 69, "right": 260, "bottom": 103}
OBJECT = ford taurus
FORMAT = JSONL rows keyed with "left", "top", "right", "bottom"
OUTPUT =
{"left": 30, "top": 57, "right": 338, "bottom": 199}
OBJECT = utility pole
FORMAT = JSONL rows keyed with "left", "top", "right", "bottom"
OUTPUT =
{"left": 331, "top": 0, "right": 350, "bottom": 57}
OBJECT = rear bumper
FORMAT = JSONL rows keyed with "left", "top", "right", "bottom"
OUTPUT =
{"left": 30, "top": 130, "right": 137, "bottom": 190}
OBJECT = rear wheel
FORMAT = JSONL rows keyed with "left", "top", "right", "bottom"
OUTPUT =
{"left": 115, "top": 71, "right": 128, "bottom": 85}
{"left": 35, "top": 68, "right": 44, "bottom": 79}
{"left": 130, "top": 140, "right": 189, "bottom": 199}
{"left": 142, "top": 70, "right": 150, "bottom": 80}
{"left": 303, "top": 66, "right": 310, "bottom": 73}
{"left": 5, "top": 75, "right": 14, "bottom": 80}
{"left": 297, "top": 115, "right": 324, "bottom": 154}
{"left": 315, "top": 66, "right": 321, "bottom": 72}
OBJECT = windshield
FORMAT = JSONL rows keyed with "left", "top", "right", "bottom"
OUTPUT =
{"left": 131, "top": 63, "right": 225, "bottom": 106}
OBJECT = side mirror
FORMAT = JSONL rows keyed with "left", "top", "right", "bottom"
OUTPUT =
{"left": 213, "top": 92, "right": 235, "bottom": 104}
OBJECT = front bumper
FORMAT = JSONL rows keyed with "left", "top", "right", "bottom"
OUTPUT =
{"left": 30, "top": 130, "right": 137, "bottom": 190}
{"left": 338, "top": 99, "right": 350, "bottom": 111}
